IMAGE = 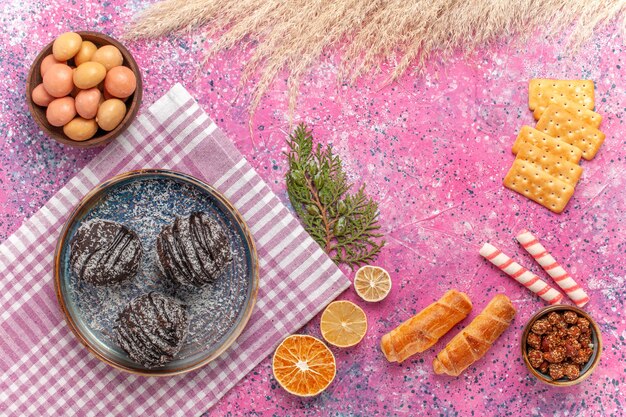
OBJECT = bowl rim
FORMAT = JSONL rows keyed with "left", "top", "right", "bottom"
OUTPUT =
{"left": 53, "top": 169, "right": 260, "bottom": 376}
{"left": 26, "top": 31, "right": 142, "bottom": 148}
{"left": 521, "top": 304, "right": 602, "bottom": 386}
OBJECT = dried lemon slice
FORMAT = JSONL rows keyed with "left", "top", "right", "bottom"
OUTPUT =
{"left": 320, "top": 300, "right": 368, "bottom": 348}
{"left": 272, "top": 335, "right": 336, "bottom": 397}
{"left": 354, "top": 265, "right": 392, "bottom": 302}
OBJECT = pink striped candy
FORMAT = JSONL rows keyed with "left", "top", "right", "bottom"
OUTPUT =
{"left": 479, "top": 242, "right": 564, "bottom": 305}
{"left": 516, "top": 229, "right": 589, "bottom": 307}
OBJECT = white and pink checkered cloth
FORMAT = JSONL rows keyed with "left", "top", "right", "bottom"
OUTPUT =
{"left": 0, "top": 84, "right": 350, "bottom": 416}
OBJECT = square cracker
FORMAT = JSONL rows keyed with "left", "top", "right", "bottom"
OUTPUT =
{"left": 529, "top": 79, "right": 595, "bottom": 112}
{"left": 533, "top": 99, "right": 601, "bottom": 128}
{"left": 512, "top": 126, "right": 582, "bottom": 164}
{"left": 535, "top": 104, "right": 605, "bottom": 160}
{"left": 503, "top": 159, "right": 575, "bottom": 214}
{"left": 516, "top": 143, "right": 583, "bottom": 186}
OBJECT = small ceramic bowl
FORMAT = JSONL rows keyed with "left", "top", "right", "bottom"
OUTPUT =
{"left": 521, "top": 305, "right": 602, "bottom": 386}
{"left": 26, "top": 31, "right": 142, "bottom": 148}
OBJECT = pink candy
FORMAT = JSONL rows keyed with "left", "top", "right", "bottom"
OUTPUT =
{"left": 516, "top": 229, "right": 589, "bottom": 307}
{"left": 479, "top": 243, "right": 563, "bottom": 305}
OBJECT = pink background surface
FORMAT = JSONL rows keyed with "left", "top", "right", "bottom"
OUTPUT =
{"left": 1, "top": 1, "right": 625, "bottom": 416}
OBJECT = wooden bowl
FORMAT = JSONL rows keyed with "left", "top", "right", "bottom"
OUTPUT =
{"left": 26, "top": 31, "right": 142, "bottom": 148}
{"left": 521, "top": 305, "right": 602, "bottom": 386}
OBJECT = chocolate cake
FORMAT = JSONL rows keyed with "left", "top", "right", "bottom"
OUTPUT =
{"left": 115, "top": 292, "right": 189, "bottom": 368}
{"left": 70, "top": 219, "right": 142, "bottom": 285}
{"left": 156, "top": 212, "right": 232, "bottom": 287}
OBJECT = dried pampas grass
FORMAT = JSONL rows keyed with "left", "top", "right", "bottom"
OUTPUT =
{"left": 127, "top": 0, "right": 626, "bottom": 115}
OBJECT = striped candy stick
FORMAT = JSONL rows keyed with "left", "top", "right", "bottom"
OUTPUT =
{"left": 516, "top": 229, "right": 589, "bottom": 307}
{"left": 479, "top": 243, "right": 564, "bottom": 305}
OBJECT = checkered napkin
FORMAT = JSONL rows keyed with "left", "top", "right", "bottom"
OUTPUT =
{"left": 0, "top": 84, "right": 349, "bottom": 416}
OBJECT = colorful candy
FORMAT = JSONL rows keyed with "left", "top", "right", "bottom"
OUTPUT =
{"left": 31, "top": 32, "right": 135, "bottom": 141}
{"left": 479, "top": 243, "right": 563, "bottom": 305}
{"left": 516, "top": 229, "right": 589, "bottom": 307}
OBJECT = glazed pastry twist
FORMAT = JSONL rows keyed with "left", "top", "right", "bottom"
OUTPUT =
{"left": 381, "top": 289, "right": 472, "bottom": 363}
{"left": 433, "top": 294, "right": 516, "bottom": 376}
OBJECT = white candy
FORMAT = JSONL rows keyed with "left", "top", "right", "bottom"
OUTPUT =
{"left": 516, "top": 229, "right": 589, "bottom": 307}
{"left": 479, "top": 242, "right": 563, "bottom": 305}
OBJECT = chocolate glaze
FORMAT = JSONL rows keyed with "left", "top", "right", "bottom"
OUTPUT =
{"left": 156, "top": 212, "right": 232, "bottom": 287}
{"left": 115, "top": 292, "right": 189, "bottom": 368}
{"left": 70, "top": 219, "right": 142, "bottom": 285}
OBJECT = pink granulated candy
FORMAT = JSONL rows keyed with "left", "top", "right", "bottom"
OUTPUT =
{"left": 516, "top": 229, "right": 589, "bottom": 307}
{"left": 479, "top": 242, "right": 564, "bottom": 305}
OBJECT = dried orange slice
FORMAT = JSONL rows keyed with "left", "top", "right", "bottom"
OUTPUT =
{"left": 272, "top": 334, "right": 336, "bottom": 397}
{"left": 320, "top": 300, "right": 368, "bottom": 347}
{"left": 354, "top": 265, "right": 392, "bottom": 302}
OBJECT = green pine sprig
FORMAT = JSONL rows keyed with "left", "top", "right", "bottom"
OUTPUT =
{"left": 284, "top": 123, "right": 385, "bottom": 268}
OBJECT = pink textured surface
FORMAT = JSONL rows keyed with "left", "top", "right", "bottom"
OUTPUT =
{"left": 1, "top": 1, "right": 625, "bottom": 416}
